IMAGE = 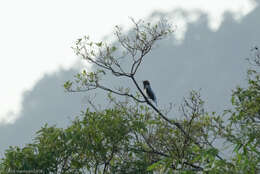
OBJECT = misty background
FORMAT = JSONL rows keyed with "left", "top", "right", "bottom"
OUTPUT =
{"left": 1, "top": 6, "right": 260, "bottom": 157}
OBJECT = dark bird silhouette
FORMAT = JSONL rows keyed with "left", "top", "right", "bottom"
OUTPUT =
{"left": 143, "top": 80, "right": 157, "bottom": 106}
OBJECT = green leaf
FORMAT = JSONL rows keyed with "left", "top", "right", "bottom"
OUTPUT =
{"left": 147, "top": 160, "right": 162, "bottom": 171}
{"left": 96, "top": 42, "right": 103, "bottom": 47}
{"left": 64, "top": 81, "right": 72, "bottom": 90}
{"left": 111, "top": 46, "right": 117, "bottom": 52}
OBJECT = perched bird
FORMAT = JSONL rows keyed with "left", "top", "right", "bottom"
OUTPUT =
{"left": 143, "top": 80, "right": 157, "bottom": 106}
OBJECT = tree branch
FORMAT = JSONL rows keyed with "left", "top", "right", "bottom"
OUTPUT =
{"left": 98, "top": 84, "right": 146, "bottom": 103}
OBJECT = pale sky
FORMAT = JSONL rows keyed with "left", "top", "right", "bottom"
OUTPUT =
{"left": 0, "top": 0, "right": 257, "bottom": 123}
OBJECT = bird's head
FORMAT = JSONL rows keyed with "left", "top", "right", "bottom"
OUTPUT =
{"left": 143, "top": 80, "right": 150, "bottom": 88}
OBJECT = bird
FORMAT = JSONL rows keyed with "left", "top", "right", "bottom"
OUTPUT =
{"left": 143, "top": 80, "right": 157, "bottom": 106}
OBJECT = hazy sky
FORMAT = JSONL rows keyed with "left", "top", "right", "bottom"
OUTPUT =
{"left": 0, "top": 0, "right": 257, "bottom": 123}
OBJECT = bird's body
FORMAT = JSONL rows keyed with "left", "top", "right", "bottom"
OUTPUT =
{"left": 143, "top": 80, "right": 157, "bottom": 106}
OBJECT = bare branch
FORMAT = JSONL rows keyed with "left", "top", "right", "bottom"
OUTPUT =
{"left": 98, "top": 84, "right": 146, "bottom": 103}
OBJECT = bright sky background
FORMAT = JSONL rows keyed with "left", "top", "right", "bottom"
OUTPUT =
{"left": 0, "top": 0, "right": 257, "bottom": 123}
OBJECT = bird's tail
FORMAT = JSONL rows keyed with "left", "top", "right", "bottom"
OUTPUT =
{"left": 154, "top": 99, "right": 158, "bottom": 107}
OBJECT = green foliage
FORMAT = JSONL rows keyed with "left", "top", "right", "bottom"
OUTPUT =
{"left": 0, "top": 95, "right": 221, "bottom": 173}
{"left": 224, "top": 68, "right": 260, "bottom": 173}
